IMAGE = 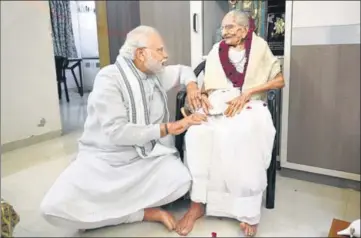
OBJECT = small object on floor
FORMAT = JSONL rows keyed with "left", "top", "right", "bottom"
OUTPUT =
{"left": 329, "top": 218, "right": 351, "bottom": 237}
{"left": 1, "top": 198, "right": 20, "bottom": 238}
{"left": 337, "top": 219, "right": 360, "bottom": 238}
{"left": 211, "top": 232, "right": 217, "bottom": 237}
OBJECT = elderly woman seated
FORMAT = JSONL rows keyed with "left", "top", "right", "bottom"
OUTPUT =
{"left": 176, "top": 10, "right": 285, "bottom": 237}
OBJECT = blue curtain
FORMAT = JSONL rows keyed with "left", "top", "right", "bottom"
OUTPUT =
{"left": 49, "top": 0, "right": 78, "bottom": 58}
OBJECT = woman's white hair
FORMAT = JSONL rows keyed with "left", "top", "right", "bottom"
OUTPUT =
{"left": 119, "top": 25, "right": 159, "bottom": 59}
{"left": 226, "top": 10, "right": 249, "bottom": 28}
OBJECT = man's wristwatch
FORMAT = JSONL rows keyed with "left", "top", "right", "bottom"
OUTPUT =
{"left": 165, "top": 123, "right": 169, "bottom": 135}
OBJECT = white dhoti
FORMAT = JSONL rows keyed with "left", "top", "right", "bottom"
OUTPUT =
{"left": 185, "top": 89, "right": 275, "bottom": 225}
{"left": 41, "top": 153, "right": 191, "bottom": 230}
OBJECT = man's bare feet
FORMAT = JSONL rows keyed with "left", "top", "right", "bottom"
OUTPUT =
{"left": 240, "top": 222, "right": 258, "bottom": 237}
{"left": 176, "top": 202, "right": 205, "bottom": 236}
{"left": 144, "top": 208, "right": 177, "bottom": 231}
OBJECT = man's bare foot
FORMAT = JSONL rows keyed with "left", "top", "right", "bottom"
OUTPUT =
{"left": 176, "top": 202, "right": 205, "bottom": 236}
{"left": 240, "top": 222, "right": 258, "bottom": 237}
{"left": 144, "top": 208, "right": 177, "bottom": 231}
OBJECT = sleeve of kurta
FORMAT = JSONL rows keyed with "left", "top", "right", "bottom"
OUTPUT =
{"left": 91, "top": 74, "right": 161, "bottom": 147}
{"left": 157, "top": 65, "right": 197, "bottom": 92}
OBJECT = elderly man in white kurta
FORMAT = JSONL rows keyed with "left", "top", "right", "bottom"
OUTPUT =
{"left": 40, "top": 26, "right": 206, "bottom": 232}
{"left": 176, "top": 11, "right": 285, "bottom": 237}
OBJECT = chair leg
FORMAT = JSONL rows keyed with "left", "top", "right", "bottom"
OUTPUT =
{"left": 266, "top": 148, "right": 277, "bottom": 209}
{"left": 78, "top": 64, "right": 84, "bottom": 97}
{"left": 70, "top": 68, "right": 81, "bottom": 95}
{"left": 63, "top": 78, "right": 70, "bottom": 103}
{"left": 57, "top": 81, "right": 62, "bottom": 100}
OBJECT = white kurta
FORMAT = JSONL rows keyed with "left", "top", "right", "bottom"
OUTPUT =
{"left": 41, "top": 57, "right": 196, "bottom": 229}
{"left": 185, "top": 48, "right": 277, "bottom": 225}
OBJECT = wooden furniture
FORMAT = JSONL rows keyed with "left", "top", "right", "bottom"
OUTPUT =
{"left": 328, "top": 219, "right": 351, "bottom": 237}
{"left": 55, "top": 56, "right": 70, "bottom": 102}
{"left": 174, "top": 60, "right": 281, "bottom": 209}
{"left": 66, "top": 58, "right": 84, "bottom": 97}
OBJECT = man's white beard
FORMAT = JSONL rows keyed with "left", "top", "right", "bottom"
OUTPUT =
{"left": 144, "top": 54, "right": 165, "bottom": 74}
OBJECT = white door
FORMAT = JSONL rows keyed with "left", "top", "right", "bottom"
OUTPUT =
{"left": 190, "top": 0, "right": 230, "bottom": 68}
{"left": 189, "top": 1, "right": 203, "bottom": 68}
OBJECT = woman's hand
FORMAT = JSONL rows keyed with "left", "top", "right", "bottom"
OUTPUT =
{"left": 224, "top": 90, "right": 252, "bottom": 117}
{"left": 186, "top": 82, "right": 202, "bottom": 111}
{"left": 200, "top": 94, "right": 213, "bottom": 115}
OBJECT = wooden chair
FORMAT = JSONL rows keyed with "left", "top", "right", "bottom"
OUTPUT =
{"left": 54, "top": 56, "right": 70, "bottom": 102}
{"left": 65, "top": 58, "right": 84, "bottom": 97}
{"left": 174, "top": 60, "right": 281, "bottom": 209}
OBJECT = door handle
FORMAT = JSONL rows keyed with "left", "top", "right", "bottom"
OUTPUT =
{"left": 193, "top": 13, "right": 198, "bottom": 33}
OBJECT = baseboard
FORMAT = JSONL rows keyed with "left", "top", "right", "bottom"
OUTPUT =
{"left": 280, "top": 167, "right": 360, "bottom": 191}
{"left": 1, "top": 130, "right": 62, "bottom": 153}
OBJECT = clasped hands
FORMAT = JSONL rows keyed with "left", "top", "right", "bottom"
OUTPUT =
{"left": 166, "top": 83, "right": 253, "bottom": 136}
{"left": 186, "top": 82, "right": 252, "bottom": 118}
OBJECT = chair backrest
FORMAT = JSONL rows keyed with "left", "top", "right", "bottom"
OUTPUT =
{"left": 194, "top": 60, "right": 206, "bottom": 77}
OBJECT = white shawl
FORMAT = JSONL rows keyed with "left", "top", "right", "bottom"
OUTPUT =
{"left": 115, "top": 56, "right": 177, "bottom": 159}
{"left": 204, "top": 33, "right": 281, "bottom": 100}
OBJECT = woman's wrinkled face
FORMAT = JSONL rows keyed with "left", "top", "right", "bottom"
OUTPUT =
{"left": 221, "top": 14, "right": 248, "bottom": 46}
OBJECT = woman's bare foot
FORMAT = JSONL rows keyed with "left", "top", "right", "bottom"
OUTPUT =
{"left": 176, "top": 202, "right": 205, "bottom": 236}
{"left": 144, "top": 208, "right": 177, "bottom": 231}
{"left": 240, "top": 222, "right": 258, "bottom": 237}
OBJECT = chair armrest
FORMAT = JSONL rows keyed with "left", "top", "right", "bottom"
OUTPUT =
{"left": 175, "top": 89, "right": 187, "bottom": 159}
{"left": 267, "top": 89, "right": 281, "bottom": 152}
{"left": 175, "top": 90, "right": 187, "bottom": 120}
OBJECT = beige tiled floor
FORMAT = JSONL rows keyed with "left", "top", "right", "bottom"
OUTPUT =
{"left": 1, "top": 131, "right": 360, "bottom": 237}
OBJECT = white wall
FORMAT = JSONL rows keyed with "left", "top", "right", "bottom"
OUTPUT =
{"left": 1, "top": 1, "right": 62, "bottom": 145}
{"left": 292, "top": 1, "right": 360, "bottom": 28}
{"left": 291, "top": 1, "right": 360, "bottom": 46}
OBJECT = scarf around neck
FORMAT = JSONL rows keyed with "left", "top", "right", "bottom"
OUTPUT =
{"left": 218, "top": 17, "right": 255, "bottom": 89}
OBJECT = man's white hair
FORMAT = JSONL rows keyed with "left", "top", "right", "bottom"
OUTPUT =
{"left": 226, "top": 10, "right": 249, "bottom": 28}
{"left": 119, "top": 25, "right": 159, "bottom": 59}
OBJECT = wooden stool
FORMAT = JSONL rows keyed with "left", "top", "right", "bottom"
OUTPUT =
{"left": 328, "top": 218, "right": 351, "bottom": 237}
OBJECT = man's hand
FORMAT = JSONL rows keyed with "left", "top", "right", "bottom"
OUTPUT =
{"left": 186, "top": 112, "right": 208, "bottom": 125}
{"left": 224, "top": 90, "right": 253, "bottom": 117}
{"left": 166, "top": 121, "right": 188, "bottom": 136}
{"left": 164, "top": 113, "right": 207, "bottom": 136}
{"left": 200, "top": 94, "right": 213, "bottom": 115}
{"left": 186, "top": 82, "right": 201, "bottom": 111}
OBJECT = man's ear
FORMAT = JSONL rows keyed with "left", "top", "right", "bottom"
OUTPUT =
{"left": 135, "top": 48, "right": 144, "bottom": 61}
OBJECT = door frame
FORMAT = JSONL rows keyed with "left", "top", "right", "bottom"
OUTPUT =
{"left": 95, "top": 1, "right": 110, "bottom": 68}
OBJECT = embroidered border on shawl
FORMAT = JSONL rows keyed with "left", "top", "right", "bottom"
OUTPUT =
{"left": 124, "top": 58, "right": 157, "bottom": 149}
{"left": 115, "top": 61, "right": 137, "bottom": 122}
{"left": 115, "top": 61, "right": 147, "bottom": 157}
